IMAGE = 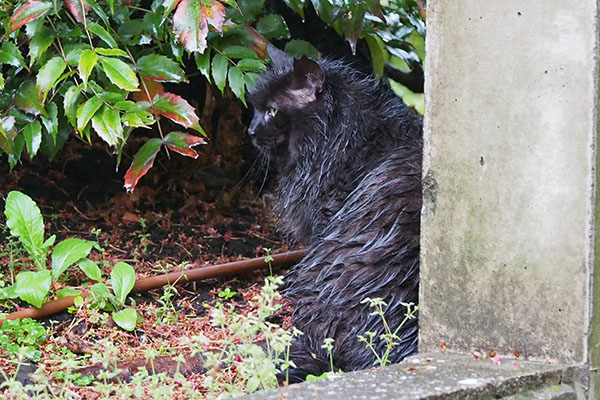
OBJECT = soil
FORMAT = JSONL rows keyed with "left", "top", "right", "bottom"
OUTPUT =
{"left": 0, "top": 135, "right": 293, "bottom": 397}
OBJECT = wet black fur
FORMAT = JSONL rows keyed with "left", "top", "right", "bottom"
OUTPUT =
{"left": 248, "top": 55, "right": 422, "bottom": 382}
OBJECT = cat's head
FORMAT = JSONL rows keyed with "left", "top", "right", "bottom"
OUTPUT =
{"left": 248, "top": 47, "right": 325, "bottom": 159}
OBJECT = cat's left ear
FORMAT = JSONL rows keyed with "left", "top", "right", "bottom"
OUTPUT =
{"left": 293, "top": 57, "right": 324, "bottom": 95}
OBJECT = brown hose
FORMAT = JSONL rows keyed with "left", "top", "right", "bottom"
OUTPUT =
{"left": 2, "top": 249, "right": 308, "bottom": 323}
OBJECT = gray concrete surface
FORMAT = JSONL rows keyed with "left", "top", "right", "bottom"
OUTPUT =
{"left": 238, "top": 353, "right": 580, "bottom": 399}
{"left": 420, "top": 0, "right": 598, "bottom": 374}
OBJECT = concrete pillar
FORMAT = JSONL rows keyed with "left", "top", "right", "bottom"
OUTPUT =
{"left": 420, "top": 0, "right": 599, "bottom": 395}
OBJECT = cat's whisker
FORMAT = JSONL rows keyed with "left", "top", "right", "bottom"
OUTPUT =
{"left": 234, "top": 154, "right": 260, "bottom": 188}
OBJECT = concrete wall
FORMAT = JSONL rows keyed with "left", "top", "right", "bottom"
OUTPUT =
{"left": 420, "top": 0, "right": 599, "bottom": 374}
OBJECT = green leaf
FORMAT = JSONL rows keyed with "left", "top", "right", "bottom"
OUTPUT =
{"left": 100, "top": 57, "right": 139, "bottom": 91}
{"left": 110, "top": 262, "right": 136, "bottom": 305}
{"left": 366, "top": 33, "right": 385, "bottom": 78}
{"left": 9, "top": 0, "right": 53, "bottom": 32}
{"left": 222, "top": 46, "right": 258, "bottom": 59}
{"left": 237, "top": 59, "right": 266, "bottom": 73}
{"left": 78, "top": 258, "right": 102, "bottom": 281}
{"left": 15, "top": 270, "right": 52, "bottom": 308}
{"left": 137, "top": 54, "right": 185, "bottom": 83}
{"left": 0, "top": 42, "right": 26, "bottom": 69}
{"left": 211, "top": 54, "right": 228, "bottom": 94}
{"left": 24, "top": 120, "right": 42, "bottom": 158}
{"left": 91, "top": 282, "right": 112, "bottom": 299}
{"left": 51, "top": 238, "right": 94, "bottom": 280}
{"left": 28, "top": 26, "right": 55, "bottom": 67}
{"left": 151, "top": 93, "right": 203, "bottom": 133}
{"left": 56, "top": 287, "right": 82, "bottom": 298}
{"left": 87, "top": 22, "right": 118, "bottom": 48}
{"left": 78, "top": 49, "right": 98, "bottom": 88}
{"left": 284, "top": 40, "right": 319, "bottom": 59}
{"left": 63, "top": 84, "right": 83, "bottom": 127}
{"left": 91, "top": 106, "right": 123, "bottom": 147}
{"left": 172, "top": 0, "right": 208, "bottom": 53}
{"left": 228, "top": 66, "right": 246, "bottom": 106}
{"left": 41, "top": 102, "right": 58, "bottom": 144}
{"left": 37, "top": 57, "right": 67, "bottom": 103}
{"left": 4, "top": 191, "right": 46, "bottom": 270}
{"left": 113, "top": 308, "right": 138, "bottom": 331}
{"left": 76, "top": 96, "right": 103, "bottom": 133}
{"left": 257, "top": 14, "right": 290, "bottom": 40}
{"left": 194, "top": 49, "right": 211, "bottom": 82}
{"left": 121, "top": 110, "right": 154, "bottom": 128}
{"left": 123, "top": 138, "right": 162, "bottom": 191}
{"left": 246, "top": 375, "right": 260, "bottom": 393}
{"left": 244, "top": 72, "right": 260, "bottom": 92}
{"left": 0, "top": 74, "right": 4, "bottom": 90}
{"left": 94, "top": 48, "right": 128, "bottom": 57}
{"left": 163, "top": 131, "right": 206, "bottom": 158}
{"left": 342, "top": 4, "right": 366, "bottom": 55}
{"left": 15, "top": 81, "right": 45, "bottom": 117}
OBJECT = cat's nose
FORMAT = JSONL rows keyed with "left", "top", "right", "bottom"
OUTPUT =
{"left": 248, "top": 126, "right": 255, "bottom": 136}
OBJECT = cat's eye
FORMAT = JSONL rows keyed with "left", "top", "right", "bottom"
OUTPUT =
{"left": 267, "top": 108, "right": 278, "bottom": 118}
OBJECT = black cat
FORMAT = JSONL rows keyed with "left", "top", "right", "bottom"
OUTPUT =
{"left": 248, "top": 47, "right": 422, "bottom": 382}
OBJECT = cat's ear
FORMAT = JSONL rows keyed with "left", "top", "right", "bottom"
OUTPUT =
{"left": 293, "top": 57, "right": 324, "bottom": 95}
{"left": 267, "top": 43, "right": 293, "bottom": 70}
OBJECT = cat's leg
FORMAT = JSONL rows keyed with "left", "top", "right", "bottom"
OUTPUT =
{"left": 283, "top": 148, "right": 421, "bottom": 382}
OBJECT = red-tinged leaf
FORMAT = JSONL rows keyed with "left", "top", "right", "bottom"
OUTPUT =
{"left": 162, "top": 0, "right": 181, "bottom": 18}
{"left": 65, "top": 0, "right": 90, "bottom": 23}
{"left": 123, "top": 138, "right": 162, "bottom": 192}
{"left": 173, "top": 0, "right": 209, "bottom": 53}
{"left": 245, "top": 26, "right": 268, "bottom": 60}
{"left": 137, "top": 54, "right": 185, "bottom": 82}
{"left": 164, "top": 131, "right": 206, "bottom": 158}
{"left": 151, "top": 93, "right": 204, "bottom": 134}
{"left": 202, "top": 0, "right": 226, "bottom": 32}
{"left": 133, "top": 79, "right": 165, "bottom": 102}
{"left": 9, "top": 0, "right": 51, "bottom": 32}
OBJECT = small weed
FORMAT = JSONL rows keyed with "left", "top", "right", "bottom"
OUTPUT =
{"left": 358, "top": 297, "right": 418, "bottom": 367}
{"left": 218, "top": 287, "right": 237, "bottom": 299}
{"left": 0, "top": 318, "right": 46, "bottom": 362}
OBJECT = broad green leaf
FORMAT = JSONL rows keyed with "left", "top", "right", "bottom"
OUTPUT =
{"left": 16, "top": 81, "right": 45, "bottom": 117}
{"left": 8, "top": 0, "right": 52, "bottom": 32}
{"left": 42, "top": 234, "right": 56, "bottom": 250}
{"left": 51, "top": 238, "right": 94, "bottom": 280}
{"left": 94, "top": 48, "right": 128, "bottom": 57}
{"left": 0, "top": 42, "right": 26, "bottom": 69}
{"left": 113, "top": 308, "right": 138, "bottom": 331}
{"left": 173, "top": 0, "right": 208, "bottom": 53}
{"left": 91, "top": 282, "right": 112, "bottom": 299}
{"left": 28, "top": 26, "right": 55, "bottom": 67}
{"left": 41, "top": 102, "right": 58, "bottom": 144}
{"left": 151, "top": 93, "right": 203, "bottom": 133}
{"left": 311, "top": 0, "right": 334, "bottom": 24}
{"left": 121, "top": 110, "right": 154, "bottom": 128}
{"left": 164, "top": 131, "right": 206, "bottom": 158}
{"left": 342, "top": 4, "right": 366, "bottom": 55}
{"left": 100, "top": 57, "right": 139, "bottom": 91}
{"left": 23, "top": 120, "right": 42, "bottom": 158}
{"left": 4, "top": 191, "right": 46, "bottom": 270}
{"left": 110, "top": 262, "right": 136, "bottom": 305}
{"left": 0, "top": 74, "right": 4, "bottom": 90}
{"left": 63, "top": 84, "right": 83, "bottom": 127}
{"left": 87, "top": 22, "right": 117, "bottom": 48}
{"left": 228, "top": 66, "right": 246, "bottom": 106}
{"left": 257, "top": 14, "right": 290, "bottom": 40}
{"left": 76, "top": 95, "right": 102, "bottom": 133}
{"left": 78, "top": 49, "right": 98, "bottom": 88}
{"left": 37, "top": 57, "right": 67, "bottom": 103}
{"left": 244, "top": 72, "right": 260, "bottom": 92}
{"left": 211, "top": 54, "right": 228, "bottom": 94}
{"left": 137, "top": 54, "right": 185, "bottom": 82}
{"left": 194, "top": 49, "right": 211, "bottom": 82}
{"left": 246, "top": 375, "right": 260, "bottom": 393}
{"left": 284, "top": 40, "right": 319, "bottom": 59}
{"left": 15, "top": 270, "right": 52, "bottom": 308}
{"left": 91, "top": 106, "right": 123, "bottom": 147}
{"left": 366, "top": 33, "right": 385, "bottom": 78}
{"left": 123, "top": 138, "right": 162, "bottom": 191}
{"left": 78, "top": 258, "right": 102, "bottom": 281}
{"left": 222, "top": 46, "right": 258, "bottom": 60}
{"left": 114, "top": 100, "right": 142, "bottom": 112}
{"left": 56, "top": 287, "right": 82, "bottom": 298}
{"left": 237, "top": 59, "right": 266, "bottom": 73}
